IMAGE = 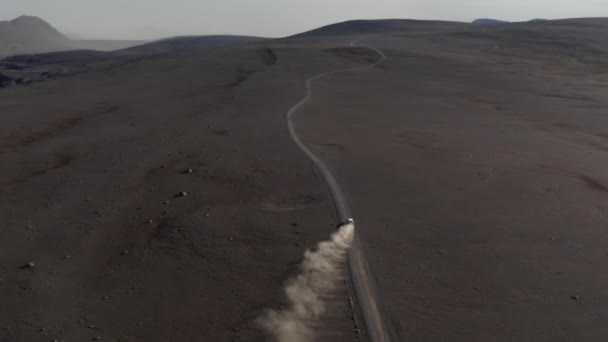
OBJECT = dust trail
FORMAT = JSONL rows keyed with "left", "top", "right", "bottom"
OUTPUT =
{"left": 258, "top": 223, "right": 355, "bottom": 342}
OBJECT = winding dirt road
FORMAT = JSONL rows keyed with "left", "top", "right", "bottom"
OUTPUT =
{"left": 285, "top": 39, "right": 397, "bottom": 342}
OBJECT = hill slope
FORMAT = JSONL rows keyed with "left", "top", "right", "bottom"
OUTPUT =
{"left": 116, "top": 35, "right": 267, "bottom": 55}
{"left": 2, "top": 35, "right": 268, "bottom": 67}
{"left": 291, "top": 19, "right": 468, "bottom": 38}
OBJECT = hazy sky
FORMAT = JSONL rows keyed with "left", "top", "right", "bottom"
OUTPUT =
{"left": 1, "top": 0, "right": 606, "bottom": 40}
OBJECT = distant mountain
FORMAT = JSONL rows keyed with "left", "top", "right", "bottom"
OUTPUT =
{"left": 472, "top": 19, "right": 510, "bottom": 25}
{"left": 0, "top": 15, "right": 71, "bottom": 57}
{"left": 0, "top": 16, "right": 145, "bottom": 58}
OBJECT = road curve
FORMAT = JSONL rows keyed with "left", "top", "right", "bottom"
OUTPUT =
{"left": 285, "top": 39, "right": 397, "bottom": 342}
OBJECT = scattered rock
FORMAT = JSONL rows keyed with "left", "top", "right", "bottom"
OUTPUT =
{"left": 63, "top": 255, "right": 71, "bottom": 260}
{"left": 163, "top": 200, "right": 170, "bottom": 205}
{"left": 102, "top": 296, "right": 110, "bottom": 300}
{"left": 182, "top": 168, "right": 193, "bottom": 174}
{"left": 228, "top": 237, "right": 234, "bottom": 241}
{"left": 175, "top": 192, "right": 188, "bottom": 198}
{"left": 571, "top": 295, "right": 581, "bottom": 300}
{"left": 87, "top": 324, "right": 95, "bottom": 329}
{"left": 121, "top": 250, "right": 129, "bottom": 256}
{"left": 93, "top": 336, "right": 101, "bottom": 341}
{"left": 20, "top": 262, "right": 35, "bottom": 269}
{"left": 145, "top": 219, "right": 153, "bottom": 224}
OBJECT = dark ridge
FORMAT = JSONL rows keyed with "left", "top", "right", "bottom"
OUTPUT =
{"left": 260, "top": 48, "right": 277, "bottom": 66}
{"left": 0, "top": 154, "right": 74, "bottom": 187}
{"left": 0, "top": 72, "right": 12, "bottom": 87}
{"left": 289, "top": 19, "right": 469, "bottom": 38}
{"left": 543, "top": 17, "right": 608, "bottom": 27}
{"left": 3, "top": 49, "right": 109, "bottom": 65}
{"left": 581, "top": 175, "right": 608, "bottom": 193}
{"left": 229, "top": 67, "right": 256, "bottom": 88}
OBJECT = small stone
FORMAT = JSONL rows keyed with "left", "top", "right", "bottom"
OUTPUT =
{"left": 228, "top": 237, "right": 234, "bottom": 241}
{"left": 93, "top": 336, "right": 101, "bottom": 341}
{"left": 121, "top": 250, "right": 129, "bottom": 256}
{"left": 176, "top": 192, "right": 188, "bottom": 198}
{"left": 145, "top": 219, "right": 153, "bottom": 224}
{"left": 87, "top": 325, "right": 95, "bottom": 329}
{"left": 571, "top": 295, "right": 580, "bottom": 300}
{"left": 102, "top": 296, "right": 110, "bottom": 300}
{"left": 204, "top": 213, "right": 210, "bottom": 218}
{"left": 163, "top": 200, "right": 170, "bottom": 205}
{"left": 20, "top": 262, "right": 35, "bottom": 269}
{"left": 182, "top": 168, "right": 193, "bottom": 174}
{"left": 63, "top": 255, "right": 71, "bottom": 260}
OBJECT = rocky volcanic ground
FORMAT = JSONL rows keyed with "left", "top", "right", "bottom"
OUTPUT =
{"left": 1, "top": 18, "right": 608, "bottom": 342}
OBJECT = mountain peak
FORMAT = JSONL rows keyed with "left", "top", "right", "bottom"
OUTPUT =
{"left": 0, "top": 15, "right": 69, "bottom": 58}
{"left": 9, "top": 15, "right": 62, "bottom": 34}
